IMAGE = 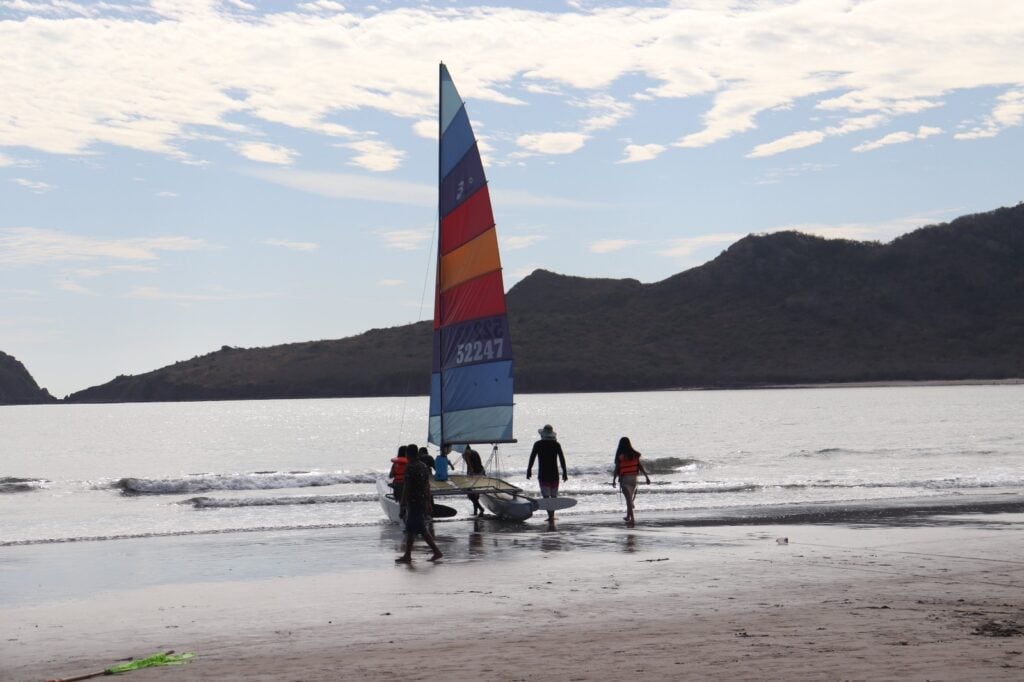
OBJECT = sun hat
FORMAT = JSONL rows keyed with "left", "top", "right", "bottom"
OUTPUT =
{"left": 538, "top": 424, "right": 557, "bottom": 440}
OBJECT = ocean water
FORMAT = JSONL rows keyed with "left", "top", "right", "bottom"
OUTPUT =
{"left": 1, "top": 385, "right": 1022, "bottom": 546}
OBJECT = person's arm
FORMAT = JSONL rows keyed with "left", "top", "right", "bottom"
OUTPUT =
{"left": 399, "top": 474, "right": 409, "bottom": 518}
{"left": 638, "top": 459, "right": 651, "bottom": 484}
{"left": 448, "top": 457, "right": 455, "bottom": 471}
{"left": 557, "top": 443, "right": 567, "bottom": 481}
{"left": 389, "top": 461, "right": 396, "bottom": 479}
{"left": 611, "top": 453, "right": 619, "bottom": 486}
{"left": 526, "top": 446, "right": 537, "bottom": 479}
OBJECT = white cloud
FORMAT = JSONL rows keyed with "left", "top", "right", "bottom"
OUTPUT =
{"left": 156, "top": 191, "right": 178, "bottom": 198}
{"left": 617, "top": 143, "right": 666, "bottom": 164}
{"left": 236, "top": 141, "right": 299, "bottom": 165}
{"left": 377, "top": 278, "right": 403, "bottom": 286}
{"left": 0, "top": 227, "right": 208, "bottom": 265}
{"left": 500, "top": 235, "right": 546, "bottom": 251}
{"left": 515, "top": 132, "right": 589, "bottom": 155}
{"left": 55, "top": 278, "right": 97, "bottom": 296}
{"left": 344, "top": 139, "right": 404, "bottom": 172}
{"left": 244, "top": 168, "right": 434, "bottom": 206}
{"left": 11, "top": 178, "right": 54, "bottom": 193}
{"left": 748, "top": 130, "right": 826, "bottom": 159}
{"left": 852, "top": 125, "right": 942, "bottom": 153}
{"left": 124, "top": 286, "right": 257, "bottom": 302}
{"left": 378, "top": 229, "right": 430, "bottom": 251}
{"left": 658, "top": 233, "right": 746, "bottom": 259}
{"left": 955, "top": 89, "right": 1024, "bottom": 140}
{"left": 0, "top": 152, "right": 18, "bottom": 166}
{"left": 590, "top": 239, "right": 639, "bottom": 254}
{"left": 263, "top": 239, "right": 319, "bottom": 252}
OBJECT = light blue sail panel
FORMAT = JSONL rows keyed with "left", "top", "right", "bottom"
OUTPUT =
{"left": 440, "top": 64, "right": 464, "bottom": 135}
{"left": 430, "top": 405, "right": 514, "bottom": 446}
{"left": 440, "top": 106, "right": 474, "bottom": 178}
{"left": 441, "top": 360, "right": 513, "bottom": 412}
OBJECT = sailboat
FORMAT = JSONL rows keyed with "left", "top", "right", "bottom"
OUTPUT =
{"left": 377, "top": 63, "right": 575, "bottom": 522}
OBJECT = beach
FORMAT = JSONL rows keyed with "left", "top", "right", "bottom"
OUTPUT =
{"left": 4, "top": 500, "right": 1023, "bottom": 681}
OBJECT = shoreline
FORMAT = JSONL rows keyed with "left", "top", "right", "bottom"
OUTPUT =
{"left": 4, "top": 497, "right": 1023, "bottom": 680}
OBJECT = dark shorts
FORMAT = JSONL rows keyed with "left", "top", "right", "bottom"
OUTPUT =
{"left": 539, "top": 479, "right": 559, "bottom": 498}
{"left": 404, "top": 509, "right": 427, "bottom": 535}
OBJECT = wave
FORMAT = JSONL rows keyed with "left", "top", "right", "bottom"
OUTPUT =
{"left": 0, "top": 476, "right": 46, "bottom": 493}
{"left": 116, "top": 471, "right": 379, "bottom": 495}
{"left": 562, "top": 457, "right": 702, "bottom": 477}
{"left": 184, "top": 492, "right": 378, "bottom": 508}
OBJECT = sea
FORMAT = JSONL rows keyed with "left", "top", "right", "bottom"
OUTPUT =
{"left": 2, "top": 384, "right": 1022, "bottom": 548}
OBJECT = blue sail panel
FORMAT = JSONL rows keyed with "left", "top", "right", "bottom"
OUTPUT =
{"left": 441, "top": 360, "right": 513, "bottom": 412}
{"left": 436, "top": 315, "right": 511, "bottom": 372}
{"left": 440, "top": 65, "right": 463, "bottom": 135}
{"left": 440, "top": 106, "right": 474, "bottom": 178}
{"left": 430, "top": 405, "right": 514, "bottom": 446}
{"left": 440, "top": 144, "right": 485, "bottom": 218}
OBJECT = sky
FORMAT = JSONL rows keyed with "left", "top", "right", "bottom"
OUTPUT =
{"left": 1, "top": 0, "right": 1022, "bottom": 398}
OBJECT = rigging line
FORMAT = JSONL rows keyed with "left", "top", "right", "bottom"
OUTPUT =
{"left": 393, "top": 214, "right": 439, "bottom": 448}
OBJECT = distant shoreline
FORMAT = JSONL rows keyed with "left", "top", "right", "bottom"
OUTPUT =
{"left": 705, "top": 377, "right": 1024, "bottom": 391}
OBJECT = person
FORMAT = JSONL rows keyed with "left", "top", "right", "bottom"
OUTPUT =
{"left": 396, "top": 452, "right": 443, "bottom": 563}
{"left": 461, "top": 445, "right": 486, "bottom": 516}
{"left": 434, "top": 445, "right": 454, "bottom": 482}
{"left": 526, "top": 424, "right": 568, "bottom": 523}
{"left": 610, "top": 436, "right": 650, "bottom": 528}
{"left": 419, "top": 446, "right": 436, "bottom": 472}
{"left": 388, "top": 445, "right": 409, "bottom": 502}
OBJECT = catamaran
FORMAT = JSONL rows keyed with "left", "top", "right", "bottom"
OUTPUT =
{"left": 377, "top": 63, "right": 575, "bottom": 522}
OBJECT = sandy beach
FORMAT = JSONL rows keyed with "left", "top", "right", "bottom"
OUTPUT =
{"left": 4, "top": 500, "right": 1023, "bottom": 681}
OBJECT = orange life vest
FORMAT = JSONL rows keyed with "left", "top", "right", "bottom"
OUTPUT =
{"left": 390, "top": 456, "right": 408, "bottom": 484}
{"left": 617, "top": 454, "right": 640, "bottom": 477}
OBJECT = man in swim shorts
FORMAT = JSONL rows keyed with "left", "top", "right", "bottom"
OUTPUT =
{"left": 526, "top": 424, "right": 568, "bottom": 524}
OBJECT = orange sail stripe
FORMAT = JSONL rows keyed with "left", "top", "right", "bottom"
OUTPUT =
{"left": 439, "top": 270, "right": 506, "bottom": 327}
{"left": 439, "top": 227, "right": 501, "bottom": 293}
{"left": 440, "top": 185, "right": 494, "bottom": 255}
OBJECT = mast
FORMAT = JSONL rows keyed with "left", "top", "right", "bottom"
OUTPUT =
{"left": 436, "top": 61, "right": 446, "bottom": 447}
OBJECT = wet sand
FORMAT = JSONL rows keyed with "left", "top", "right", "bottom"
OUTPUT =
{"left": 4, "top": 500, "right": 1023, "bottom": 681}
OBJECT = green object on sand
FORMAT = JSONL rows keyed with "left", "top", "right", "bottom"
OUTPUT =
{"left": 105, "top": 651, "right": 195, "bottom": 674}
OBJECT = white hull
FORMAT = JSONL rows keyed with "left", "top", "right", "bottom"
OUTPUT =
{"left": 480, "top": 491, "right": 536, "bottom": 521}
{"left": 376, "top": 477, "right": 402, "bottom": 523}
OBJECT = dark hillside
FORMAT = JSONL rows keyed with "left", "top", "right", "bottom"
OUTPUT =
{"left": 65, "top": 203, "right": 1024, "bottom": 402}
{"left": 0, "top": 351, "right": 56, "bottom": 405}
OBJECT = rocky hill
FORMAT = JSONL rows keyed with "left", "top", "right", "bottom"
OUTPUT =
{"left": 0, "top": 351, "right": 56, "bottom": 405}
{"left": 65, "top": 203, "right": 1024, "bottom": 403}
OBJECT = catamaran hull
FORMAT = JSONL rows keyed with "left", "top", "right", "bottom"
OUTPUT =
{"left": 480, "top": 491, "right": 535, "bottom": 521}
{"left": 376, "top": 477, "right": 403, "bottom": 523}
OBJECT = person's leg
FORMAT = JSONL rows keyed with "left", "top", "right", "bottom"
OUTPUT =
{"left": 423, "top": 527, "right": 443, "bottom": 561}
{"left": 396, "top": 532, "right": 414, "bottom": 562}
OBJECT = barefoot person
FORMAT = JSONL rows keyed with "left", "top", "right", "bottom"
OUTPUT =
{"left": 611, "top": 437, "right": 650, "bottom": 527}
{"left": 461, "top": 445, "right": 486, "bottom": 516}
{"left": 526, "top": 424, "right": 568, "bottom": 524}
{"left": 396, "top": 451, "right": 443, "bottom": 563}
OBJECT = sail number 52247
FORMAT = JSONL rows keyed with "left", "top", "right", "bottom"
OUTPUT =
{"left": 455, "top": 339, "right": 503, "bottom": 365}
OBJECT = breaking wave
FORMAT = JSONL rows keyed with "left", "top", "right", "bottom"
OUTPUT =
{"left": 0, "top": 476, "right": 46, "bottom": 493}
{"left": 116, "top": 471, "right": 379, "bottom": 495}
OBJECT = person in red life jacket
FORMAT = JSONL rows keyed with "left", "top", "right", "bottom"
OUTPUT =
{"left": 389, "top": 445, "right": 409, "bottom": 502}
{"left": 527, "top": 424, "right": 568, "bottom": 524}
{"left": 611, "top": 436, "right": 650, "bottom": 527}
{"left": 395, "top": 452, "right": 443, "bottom": 563}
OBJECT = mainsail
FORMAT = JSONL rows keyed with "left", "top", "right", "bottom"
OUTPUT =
{"left": 428, "top": 63, "right": 514, "bottom": 447}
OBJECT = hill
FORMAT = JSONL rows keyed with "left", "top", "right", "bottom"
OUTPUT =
{"left": 65, "top": 203, "right": 1024, "bottom": 403}
{"left": 0, "top": 351, "right": 56, "bottom": 405}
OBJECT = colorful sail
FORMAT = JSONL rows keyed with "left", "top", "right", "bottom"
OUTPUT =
{"left": 428, "top": 63, "right": 514, "bottom": 447}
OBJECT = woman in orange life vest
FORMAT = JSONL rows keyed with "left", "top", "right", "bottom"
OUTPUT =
{"left": 389, "top": 445, "right": 409, "bottom": 501}
{"left": 610, "top": 437, "right": 650, "bottom": 528}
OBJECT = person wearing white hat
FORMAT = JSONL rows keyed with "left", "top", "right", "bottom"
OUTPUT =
{"left": 526, "top": 424, "right": 568, "bottom": 523}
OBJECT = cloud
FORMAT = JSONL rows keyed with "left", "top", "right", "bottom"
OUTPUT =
{"left": 377, "top": 278, "right": 403, "bottom": 286}
{"left": 11, "top": 178, "right": 54, "bottom": 193}
{"left": 955, "top": 89, "right": 1024, "bottom": 140}
{"left": 124, "top": 286, "right": 258, "bottom": 302}
{"left": 263, "top": 239, "right": 319, "bottom": 252}
{"left": 515, "top": 132, "right": 589, "bottom": 155}
{"left": 747, "top": 114, "right": 888, "bottom": 158}
{"left": 590, "top": 239, "right": 639, "bottom": 254}
{"left": 658, "top": 233, "right": 746, "bottom": 259}
{"left": 244, "top": 168, "right": 434, "bottom": 206}
{"left": 0, "top": 152, "right": 19, "bottom": 166}
{"left": 377, "top": 229, "right": 430, "bottom": 251}
{"left": 0, "top": 228, "right": 208, "bottom": 265}
{"left": 343, "top": 139, "right": 405, "bottom": 172}
{"left": 236, "top": 141, "right": 299, "bottom": 165}
{"left": 500, "top": 234, "right": 546, "bottom": 251}
{"left": 156, "top": 191, "right": 178, "bottom": 198}
{"left": 617, "top": 143, "right": 666, "bottom": 164}
{"left": 0, "top": 2, "right": 1021, "bottom": 167}
{"left": 55, "top": 278, "right": 97, "bottom": 296}
{"left": 852, "top": 125, "right": 943, "bottom": 153}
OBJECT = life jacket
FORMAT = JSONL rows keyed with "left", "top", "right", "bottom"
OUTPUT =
{"left": 390, "top": 456, "right": 408, "bottom": 484}
{"left": 617, "top": 454, "right": 640, "bottom": 477}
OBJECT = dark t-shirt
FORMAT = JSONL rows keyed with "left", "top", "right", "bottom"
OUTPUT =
{"left": 528, "top": 440, "right": 566, "bottom": 482}
{"left": 463, "top": 449, "right": 485, "bottom": 475}
{"left": 402, "top": 460, "right": 432, "bottom": 513}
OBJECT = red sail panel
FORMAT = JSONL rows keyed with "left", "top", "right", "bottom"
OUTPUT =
{"left": 440, "top": 185, "right": 494, "bottom": 256}
{"left": 439, "top": 270, "right": 506, "bottom": 327}
{"left": 440, "top": 227, "right": 501, "bottom": 293}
